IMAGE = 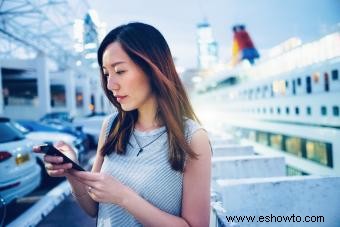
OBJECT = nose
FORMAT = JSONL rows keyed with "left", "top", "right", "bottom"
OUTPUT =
{"left": 107, "top": 74, "right": 120, "bottom": 91}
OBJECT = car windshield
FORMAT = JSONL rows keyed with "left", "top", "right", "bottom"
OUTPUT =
{"left": 41, "top": 112, "right": 72, "bottom": 122}
{"left": 0, "top": 122, "right": 25, "bottom": 143}
{"left": 12, "top": 121, "right": 31, "bottom": 134}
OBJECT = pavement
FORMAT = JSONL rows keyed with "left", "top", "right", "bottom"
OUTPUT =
{"left": 36, "top": 195, "right": 96, "bottom": 227}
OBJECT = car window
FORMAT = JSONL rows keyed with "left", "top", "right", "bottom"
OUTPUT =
{"left": 0, "top": 122, "right": 25, "bottom": 143}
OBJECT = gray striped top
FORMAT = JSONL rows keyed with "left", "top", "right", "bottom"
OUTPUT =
{"left": 97, "top": 113, "right": 202, "bottom": 227}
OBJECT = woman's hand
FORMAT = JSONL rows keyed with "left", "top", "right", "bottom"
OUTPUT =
{"left": 33, "top": 141, "right": 77, "bottom": 177}
{"left": 70, "top": 171, "right": 130, "bottom": 205}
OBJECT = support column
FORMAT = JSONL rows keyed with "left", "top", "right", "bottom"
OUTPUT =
{"left": 65, "top": 70, "right": 76, "bottom": 116}
{"left": 82, "top": 76, "right": 91, "bottom": 116}
{"left": 0, "top": 65, "right": 3, "bottom": 115}
{"left": 94, "top": 82, "right": 101, "bottom": 113}
{"left": 99, "top": 93, "right": 105, "bottom": 113}
{"left": 36, "top": 52, "right": 51, "bottom": 117}
{"left": 102, "top": 92, "right": 114, "bottom": 113}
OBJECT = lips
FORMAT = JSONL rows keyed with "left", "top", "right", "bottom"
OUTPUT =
{"left": 115, "top": 95, "right": 127, "bottom": 103}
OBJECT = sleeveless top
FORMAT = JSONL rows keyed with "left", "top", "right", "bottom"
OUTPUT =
{"left": 97, "top": 113, "right": 203, "bottom": 227}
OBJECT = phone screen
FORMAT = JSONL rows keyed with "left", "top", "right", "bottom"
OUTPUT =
{"left": 39, "top": 144, "right": 85, "bottom": 171}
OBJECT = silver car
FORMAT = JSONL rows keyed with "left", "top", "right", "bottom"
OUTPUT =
{"left": 0, "top": 118, "right": 41, "bottom": 205}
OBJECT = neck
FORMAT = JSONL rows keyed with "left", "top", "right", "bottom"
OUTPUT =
{"left": 136, "top": 96, "right": 162, "bottom": 131}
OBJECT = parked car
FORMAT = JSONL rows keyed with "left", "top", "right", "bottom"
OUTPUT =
{"left": 84, "top": 112, "right": 107, "bottom": 118}
{"left": 0, "top": 118, "right": 41, "bottom": 205}
{"left": 18, "top": 119, "right": 89, "bottom": 150}
{"left": 73, "top": 115, "right": 107, "bottom": 148}
{"left": 40, "top": 112, "right": 73, "bottom": 122}
{"left": 12, "top": 121, "right": 86, "bottom": 180}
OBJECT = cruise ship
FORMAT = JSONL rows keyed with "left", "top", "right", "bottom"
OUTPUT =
{"left": 193, "top": 29, "right": 340, "bottom": 176}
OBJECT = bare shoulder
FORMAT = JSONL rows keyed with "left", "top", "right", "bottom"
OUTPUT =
{"left": 189, "top": 128, "right": 211, "bottom": 156}
{"left": 184, "top": 128, "right": 211, "bottom": 172}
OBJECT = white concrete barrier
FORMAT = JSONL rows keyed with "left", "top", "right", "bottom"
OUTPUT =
{"left": 212, "top": 155, "right": 285, "bottom": 179}
{"left": 8, "top": 181, "right": 71, "bottom": 227}
{"left": 210, "top": 137, "right": 236, "bottom": 147}
{"left": 207, "top": 130, "right": 233, "bottom": 140}
{"left": 212, "top": 145, "right": 254, "bottom": 157}
{"left": 216, "top": 176, "right": 340, "bottom": 227}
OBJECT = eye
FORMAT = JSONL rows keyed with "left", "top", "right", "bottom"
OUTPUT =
{"left": 115, "top": 70, "right": 126, "bottom": 75}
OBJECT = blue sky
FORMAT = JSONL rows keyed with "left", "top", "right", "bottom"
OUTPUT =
{"left": 89, "top": 0, "right": 340, "bottom": 69}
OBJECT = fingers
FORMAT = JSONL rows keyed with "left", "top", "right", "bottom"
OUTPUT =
{"left": 45, "top": 162, "right": 72, "bottom": 177}
{"left": 33, "top": 145, "right": 41, "bottom": 153}
{"left": 76, "top": 179, "right": 95, "bottom": 187}
{"left": 34, "top": 141, "right": 74, "bottom": 178}
{"left": 71, "top": 171, "right": 100, "bottom": 181}
{"left": 54, "top": 141, "right": 66, "bottom": 148}
{"left": 86, "top": 186, "right": 98, "bottom": 201}
{"left": 54, "top": 141, "right": 72, "bottom": 151}
{"left": 69, "top": 171, "right": 99, "bottom": 187}
{"left": 44, "top": 155, "right": 64, "bottom": 164}
{"left": 46, "top": 163, "right": 73, "bottom": 177}
{"left": 48, "top": 169, "right": 66, "bottom": 177}
{"left": 45, "top": 162, "right": 72, "bottom": 171}
{"left": 43, "top": 155, "right": 72, "bottom": 177}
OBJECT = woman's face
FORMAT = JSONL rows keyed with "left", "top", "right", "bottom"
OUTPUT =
{"left": 102, "top": 42, "right": 154, "bottom": 112}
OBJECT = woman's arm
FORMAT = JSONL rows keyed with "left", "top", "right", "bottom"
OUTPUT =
{"left": 67, "top": 117, "right": 109, "bottom": 217}
{"left": 181, "top": 129, "right": 211, "bottom": 226}
{"left": 119, "top": 128, "right": 211, "bottom": 227}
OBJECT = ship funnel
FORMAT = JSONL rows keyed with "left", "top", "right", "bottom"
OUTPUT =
{"left": 232, "top": 24, "right": 260, "bottom": 65}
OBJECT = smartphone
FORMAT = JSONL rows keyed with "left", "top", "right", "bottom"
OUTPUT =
{"left": 39, "top": 144, "right": 85, "bottom": 171}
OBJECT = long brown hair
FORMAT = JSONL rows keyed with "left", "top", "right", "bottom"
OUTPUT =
{"left": 98, "top": 22, "right": 199, "bottom": 171}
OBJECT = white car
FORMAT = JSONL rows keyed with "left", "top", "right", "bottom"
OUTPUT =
{"left": 0, "top": 118, "right": 41, "bottom": 205}
{"left": 12, "top": 122, "right": 85, "bottom": 165}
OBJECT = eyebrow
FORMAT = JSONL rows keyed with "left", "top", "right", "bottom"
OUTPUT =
{"left": 102, "top": 61, "right": 126, "bottom": 69}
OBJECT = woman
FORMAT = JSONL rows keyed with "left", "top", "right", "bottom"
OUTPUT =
{"left": 36, "top": 22, "right": 211, "bottom": 227}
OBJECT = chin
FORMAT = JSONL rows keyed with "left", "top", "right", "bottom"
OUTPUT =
{"left": 120, "top": 104, "right": 136, "bottom": 112}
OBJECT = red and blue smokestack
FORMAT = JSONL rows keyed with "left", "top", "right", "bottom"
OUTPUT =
{"left": 232, "top": 25, "right": 260, "bottom": 65}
